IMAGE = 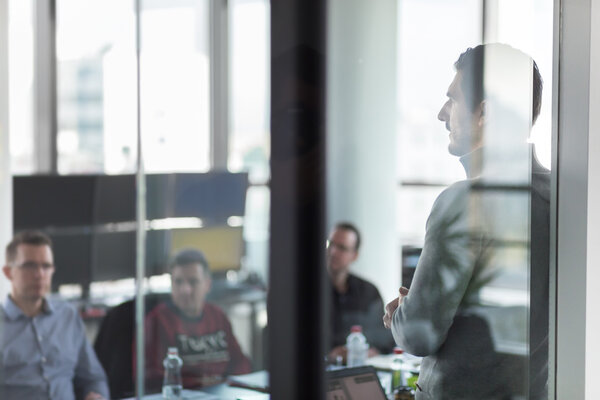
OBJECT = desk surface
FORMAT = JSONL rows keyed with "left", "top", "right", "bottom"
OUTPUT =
{"left": 202, "top": 383, "right": 270, "bottom": 399}
{"left": 122, "top": 379, "right": 269, "bottom": 400}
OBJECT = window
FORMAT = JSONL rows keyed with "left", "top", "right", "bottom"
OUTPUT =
{"left": 8, "top": 0, "right": 35, "bottom": 175}
{"left": 56, "top": 0, "right": 137, "bottom": 174}
{"left": 56, "top": 0, "right": 211, "bottom": 174}
{"left": 228, "top": 0, "right": 270, "bottom": 185}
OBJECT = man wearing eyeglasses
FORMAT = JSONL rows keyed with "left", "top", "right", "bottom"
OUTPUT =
{"left": 0, "top": 230, "right": 109, "bottom": 400}
{"left": 327, "top": 222, "right": 395, "bottom": 364}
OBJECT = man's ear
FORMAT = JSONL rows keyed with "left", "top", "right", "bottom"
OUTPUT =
{"left": 2, "top": 265, "right": 13, "bottom": 281}
{"left": 477, "top": 100, "right": 487, "bottom": 128}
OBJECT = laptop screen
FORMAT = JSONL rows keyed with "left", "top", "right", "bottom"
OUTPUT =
{"left": 326, "top": 366, "right": 388, "bottom": 400}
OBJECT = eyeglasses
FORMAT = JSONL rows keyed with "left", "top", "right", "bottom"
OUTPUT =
{"left": 326, "top": 240, "right": 355, "bottom": 253}
{"left": 15, "top": 262, "right": 55, "bottom": 272}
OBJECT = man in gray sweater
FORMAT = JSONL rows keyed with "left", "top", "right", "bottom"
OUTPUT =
{"left": 384, "top": 44, "right": 550, "bottom": 400}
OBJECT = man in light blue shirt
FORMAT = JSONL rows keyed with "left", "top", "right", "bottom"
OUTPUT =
{"left": 0, "top": 230, "right": 109, "bottom": 400}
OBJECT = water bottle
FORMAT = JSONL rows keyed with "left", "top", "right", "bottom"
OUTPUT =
{"left": 391, "top": 347, "right": 405, "bottom": 389}
{"left": 346, "top": 325, "right": 368, "bottom": 367}
{"left": 162, "top": 347, "right": 183, "bottom": 400}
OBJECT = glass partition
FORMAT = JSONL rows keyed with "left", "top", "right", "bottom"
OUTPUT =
{"left": 325, "top": 1, "right": 552, "bottom": 399}
{"left": 2, "top": 0, "right": 558, "bottom": 399}
{"left": 136, "top": 1, "right": 268, "bottom": 398}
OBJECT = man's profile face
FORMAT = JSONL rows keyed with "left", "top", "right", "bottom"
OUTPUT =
{"left": 3, "top": 244, "right": 55, "bottom": 302}
{"left": 171, "top": 263, "right": 211, "bottom": 317}
{"left": 438, "top": 71, "right": 483, "bottom": 157}
{"left": 326, "top": 228, "right": 358, "bottom": 275}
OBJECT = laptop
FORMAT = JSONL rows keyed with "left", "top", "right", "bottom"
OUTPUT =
{"left": 326, "top": 366, "right": 388, "bottom": 400}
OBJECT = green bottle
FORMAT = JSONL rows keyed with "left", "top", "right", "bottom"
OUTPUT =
{"left": 391, "top": 347, "right": 405, "bottom": 389}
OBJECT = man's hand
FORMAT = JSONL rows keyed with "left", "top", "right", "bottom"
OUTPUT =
{"left": 383, "top": 287, "right": 409, "bottom": 329}
{"left": 367, "top": 347, "right": 380, "bottom": 358}
{"left": 328, "top": 345, "right": 347, "bottom": 365}
{"left": 84, "top": 392, "right": 106, "bottom": 400}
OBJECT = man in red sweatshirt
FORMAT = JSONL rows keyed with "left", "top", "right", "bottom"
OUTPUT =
{"left": 143, "top": 248, "right": 251, "bottom": 390}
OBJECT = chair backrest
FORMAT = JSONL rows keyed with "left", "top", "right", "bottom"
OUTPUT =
{"left": 93, "top": 293, "right": 169, "bottom": 399}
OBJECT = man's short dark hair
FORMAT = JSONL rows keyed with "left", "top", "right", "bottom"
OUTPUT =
{"left": 6, "top": 230, "right": 53, "bottom": 264}
{"left": 334, "top": 222, "right": 361, "bottom": 251}
{"left": 454, "top": 43, "right": 543, "bottom": 125}
{"left": 169, "top": 248, "right": 210, "bottom": 274}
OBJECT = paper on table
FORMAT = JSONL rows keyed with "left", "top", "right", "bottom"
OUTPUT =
{"left": 227, "top": 370, "right": 270, "bottom": 393}
{"left": 366, "top": 353, "right": 421, "bottom": 374}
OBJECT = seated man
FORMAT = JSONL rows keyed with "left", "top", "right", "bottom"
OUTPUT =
{"left": 143, "top": 248, "right": 251, "bottom": 390}
{"left": 0, "top": 231, "right": 109, "bottom": 400}
{"left": 327, "top": 222, "right": 395, "bottom": 363}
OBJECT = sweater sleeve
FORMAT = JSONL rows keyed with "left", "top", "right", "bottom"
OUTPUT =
{"left": 391, "top": 183, "right": 484, "bottom": 356}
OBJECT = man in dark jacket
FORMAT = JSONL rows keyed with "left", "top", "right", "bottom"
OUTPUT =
{"left": 327, "top": 222, "right": 395, "bottom": 363}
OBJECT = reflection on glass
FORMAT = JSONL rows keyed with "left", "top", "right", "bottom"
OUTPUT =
{"left": 386, "top": 44, "right": 549, "bottom": 399}
{"left": 140, "top": 175, "right": 268, "bottom": 395}
{"left": 397, "top": 186, "right": 447, "bottom": 246}
{"left": 136, "top": 1, "right": 269, "bottom": 395}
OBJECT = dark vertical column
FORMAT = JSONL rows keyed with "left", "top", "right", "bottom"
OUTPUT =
{"left": 269, "top": 1, "right": 327, "bottom": 399}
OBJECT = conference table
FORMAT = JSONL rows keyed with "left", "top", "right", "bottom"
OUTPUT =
{"left": 122, "top": 371, "right": 270, "bottom": 400}
{"left": 122, "top": 355, "right": 421, "bottom": 400}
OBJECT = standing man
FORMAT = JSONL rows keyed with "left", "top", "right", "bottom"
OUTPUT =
{"left": 143, "top": 248, "right": 251, "bottom": 390}
{"left": 327, "top": 222, "right": 394, "bottom": 363}
{"left": 383, "top": 44, "right": 550, "bottom": 399}
{"left": 1, "top": 231, "right": 109, "bottom": 400}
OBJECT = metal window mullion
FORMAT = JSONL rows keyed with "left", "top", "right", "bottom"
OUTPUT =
{"left": 33, "top": 0, "right": 58, "bottom": 174}
{"left": 554, "top": 0, "right": 592, "bottom": 398}
{"left": 209, "top": 0, "right": 229, "bottom": 171}
{"left": 134, "top": 0, "right": 146, "bottom": 398}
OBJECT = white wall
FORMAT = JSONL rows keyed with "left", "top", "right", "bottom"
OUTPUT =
{"left": 0, "top": 0, "right": 12, "bottom": 298}
{"left": 326, "top": 0, "right": 400, "bottom": 303}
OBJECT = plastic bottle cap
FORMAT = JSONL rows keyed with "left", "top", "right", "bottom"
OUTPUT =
{"left": 350, "top": 325, "right": 363, "bottom": 333}
{"left": 393, "top": 347, "right": 404, "bottom": 355}
{"left": 167, "top": 347, "right": 179, "bottom": 355}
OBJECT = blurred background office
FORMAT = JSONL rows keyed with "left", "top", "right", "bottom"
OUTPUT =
{"left": 1, "top": 0, "right": 599, "bottom": 398}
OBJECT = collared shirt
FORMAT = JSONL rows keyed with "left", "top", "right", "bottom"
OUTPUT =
{"left": 0, "top": 296, "right": 109, "bottom": 400}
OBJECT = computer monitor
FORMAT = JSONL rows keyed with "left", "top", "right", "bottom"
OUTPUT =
{"left": 170, "top": 226, "right": 244, "bottom": 273}
{"left": 13, "top": 175, "right": 96, "bottom": 229}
